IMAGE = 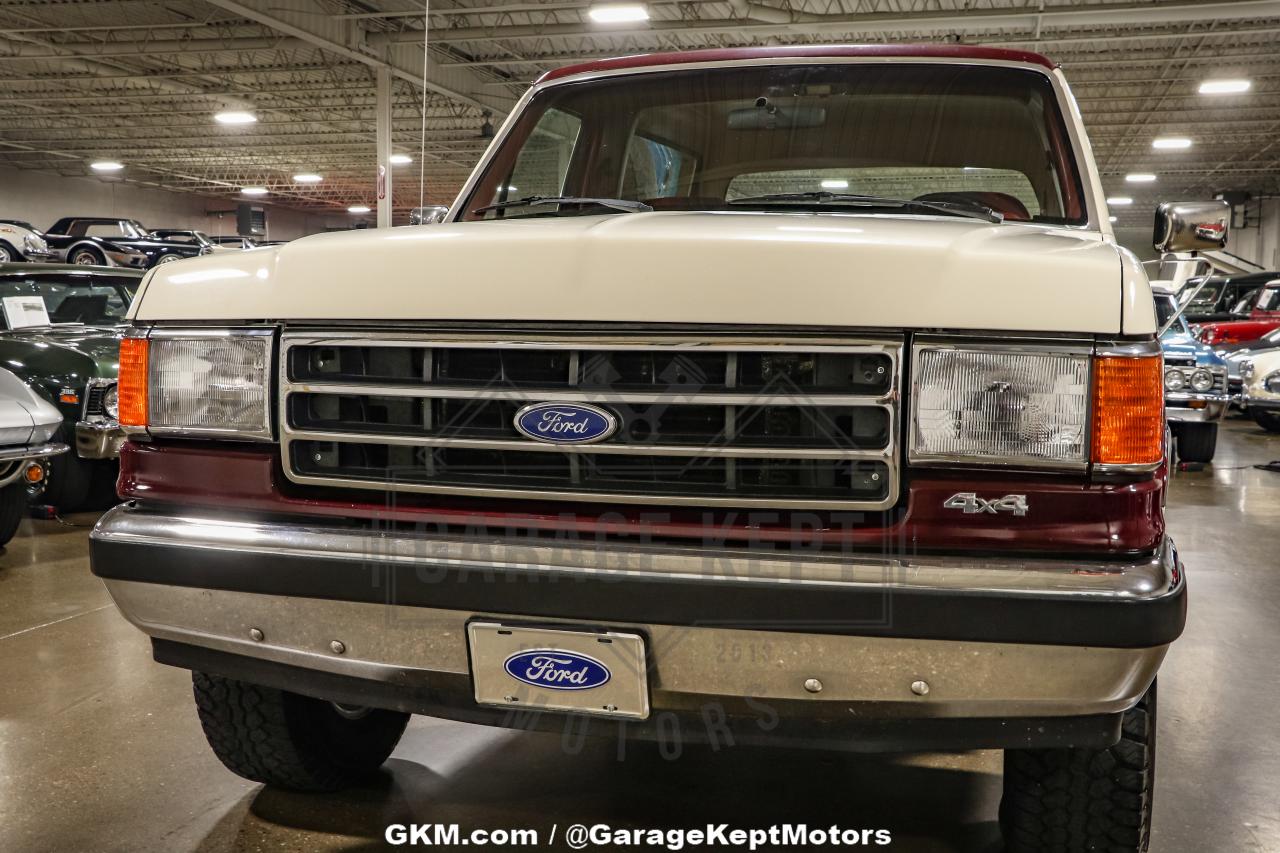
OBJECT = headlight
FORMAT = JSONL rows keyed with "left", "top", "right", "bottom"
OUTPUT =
{"left": 1190, "top": 368, "right": 1214, "bottom": 392}
{"left": 1241, "top": 360, "right": 1255, "bottom": 380}
{"left": 117, "top": 329, "right": 273, "bottom": 440}
{"left": 103, "top": 385, "right": 119, "bottom": 419}
{"left": 911, "top": 344, "right": 1091, "bottom": 469}
{"left": 1266, "top": 372, "right": 1280, "bottom": 394}
{"left": 1165, "top": 368, "right": 1187, "bottom": 391}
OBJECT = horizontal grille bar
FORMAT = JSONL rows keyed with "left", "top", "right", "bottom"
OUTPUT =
{"left": 279, "top": 332, "right": 902, "bottom": 510}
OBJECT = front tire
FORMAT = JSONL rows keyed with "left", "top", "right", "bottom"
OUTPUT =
{"left": 155, "top": 253, "right": 181, "bottom": 265}
{"left": 0, "top": 481, "right": 28, "bottom": 546}
{"left": 1252, "top": 409, "right": 1280, "bottom": 433}
{"left": 192, "top": 672, "right": 410, "bottom": 792}
{"left": 1172, "top": 422, "right": 1217, "bottom": 464}
{"left": 1000, "top": 684, "right": 1156, "bottom": 853}
{"left": 0, "top": 241, "right": 19, "bottom": 263}
{"left": 69, "top": 247, "right": 105, "bottom": 266}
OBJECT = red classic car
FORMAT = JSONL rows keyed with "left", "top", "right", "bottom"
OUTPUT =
{"left": 1197, "top": 279, "right": 1280, "bottom": 345}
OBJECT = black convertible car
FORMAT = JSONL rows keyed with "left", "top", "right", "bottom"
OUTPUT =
{"left": 45, "top": 217, "right": 208, "bottom": 268}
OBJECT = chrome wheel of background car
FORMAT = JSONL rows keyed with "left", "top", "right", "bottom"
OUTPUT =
{"left": 71, "top": 251, "right": 100, "bottom": 265}
{"left": 155, "top": 254, "right": 180, "bottom": 264}
{"left": 0, "top": 244, "right": 12, "bottom": 263}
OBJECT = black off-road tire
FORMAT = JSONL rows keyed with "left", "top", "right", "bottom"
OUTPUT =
{"left": 1172, "top": 422, "right": 1218, "bottom": 464}
{"left": 1252, "top": 408, "right": 1280, "bottom": 433}
{"left": 0, "top": 481, "right": 28, "bottom": 546}
{"left": 1000, "top": 684, "right": 1156, "bottom": 853}
{"left": 192, "top": 672, "right": 411, "bottom": 792}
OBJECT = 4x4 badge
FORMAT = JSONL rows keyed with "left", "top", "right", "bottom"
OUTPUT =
{"left": 943, "top": 492, "right": 1029, "bottom": 517}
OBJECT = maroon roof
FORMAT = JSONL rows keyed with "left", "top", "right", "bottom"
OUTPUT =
{"left": 538, "top": 44, "right": 1056, "bottom": 84}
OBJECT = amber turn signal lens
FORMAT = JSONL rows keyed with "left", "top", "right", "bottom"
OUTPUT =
{"left": 118, "top": 337, "right": 148, "bottom": 428}
{"left": 24, "top": 463, "right": 44, "bottom": 484}
{"left": 1091, "top": 354, "right": 1164, "bottom": 466}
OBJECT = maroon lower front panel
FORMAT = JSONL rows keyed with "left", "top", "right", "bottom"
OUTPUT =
{"left": 118, "top": 440, "right": 1163, "bottom": 556}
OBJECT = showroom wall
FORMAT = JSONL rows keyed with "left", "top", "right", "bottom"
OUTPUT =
{"left": 0, "top": 164, "right": 347, "bottom": 240}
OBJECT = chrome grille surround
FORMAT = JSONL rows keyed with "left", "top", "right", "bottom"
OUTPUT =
{"left": 278, "top": 330, "right": 903, "bottom": 510}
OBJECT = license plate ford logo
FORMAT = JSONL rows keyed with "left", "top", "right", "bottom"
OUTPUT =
{"left": 513, "top": 402, "right": 618, "bottom": 444}
{"left": 503, "top": 649, "right": 613, "bottom": 691}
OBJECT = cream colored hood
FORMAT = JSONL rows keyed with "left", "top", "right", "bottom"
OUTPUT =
{"left": 130, "top": 212, "right": 1151, "bottom": 335}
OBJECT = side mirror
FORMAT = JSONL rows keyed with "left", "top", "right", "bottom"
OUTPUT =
{"left": 1153, "top": 200, "right": 1230, "bottom": 253}
{"left": 408, "top": 206, "right": 449, "bottom": 226}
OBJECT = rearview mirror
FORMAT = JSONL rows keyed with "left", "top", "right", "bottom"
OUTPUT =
{"left": 1153, "top": 200, "right": 1229, "bottom": 253}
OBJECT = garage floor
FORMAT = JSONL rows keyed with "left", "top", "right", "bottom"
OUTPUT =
{"left": 2, "top": 419, "right": 1278, "bottom": 853}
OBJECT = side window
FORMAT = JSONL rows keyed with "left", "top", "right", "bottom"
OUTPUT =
{"left": 84, "top": 223, "right": 126, "bottom": 238}
{"left": 501, "top": 108, "right": 582, "bottom": 201}
{"left": 621, "top": 135, "right": 693, "bottom": 200}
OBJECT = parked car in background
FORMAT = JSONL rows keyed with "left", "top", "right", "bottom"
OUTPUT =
{"left": 149, "top": 229, "right": 238, "bottom": 255}
{"left": 1196, "top": 278, "right": 1280, "bottom": 345}
{"left": 0, "top": 366, "right": 66, "bottom": 545}
{"left": 38, "top": 220, "right": 148, "bottom": 269}
{"left": 45, "top": 218, "right": 206, "bottom": 268}
{"left": 0, "top": 263, "right": 141, "bottom": 509}
{"left": 208, "top": 236, "right": 258, "bottom": 250}
{"left": 1241, "top": 349, "right": 1280, "bottom": 432}
{"left": 1154, "top": 286, "right": 1228, "bottom": 462}
{"left": 0, "top": 220, "right": 55, "bottom": 263}
{"left": 1216, "top": 326, "right": 1280, "bottom": 400}
{"left": 1182, "top": 271, "right": 1280, "bottom": 323}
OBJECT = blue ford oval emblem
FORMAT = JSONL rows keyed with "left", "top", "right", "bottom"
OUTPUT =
{"left": 504, "top": 649, "right": 612, "bottom": 691}
{"left": 514, "top": 402, "right": 617, "bottom": 444}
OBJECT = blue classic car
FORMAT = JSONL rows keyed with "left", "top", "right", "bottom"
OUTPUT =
{"left": 1154, "top": 287, "right": 1229, "bottom": 463}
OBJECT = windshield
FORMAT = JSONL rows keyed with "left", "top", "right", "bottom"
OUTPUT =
{"left": 462, "top": 63, "right": 1086, "bottom": 224}
{"left": 0, "top": 274, "right": 137, "bottom": 329}
{"left": 1156, "top": 294, "right": 1190, "bottom": 337}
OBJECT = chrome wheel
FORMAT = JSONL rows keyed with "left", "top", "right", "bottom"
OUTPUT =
{"left": 156, "top": 254, "right": 181, "bottom": 264}
{"left": 0, "top": 245, "right": 11, "bottom": 262}
{"left": 72, "top": 250, "right": 100, "bottom": 265}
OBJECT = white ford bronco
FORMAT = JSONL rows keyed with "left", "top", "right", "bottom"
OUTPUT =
{"left": 92, "top": 45, "right": 1197, "bottom": 852}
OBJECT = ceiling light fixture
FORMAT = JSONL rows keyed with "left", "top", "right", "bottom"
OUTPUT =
{"left": 292, "top": 173, "right": 323, "bottom": 183}
{"left": 1152, "top": 137, "right": 1192, "bottom": 150}
{"left": 348, "top": 205, "right": 371, "bottom": 214}
{"left": 389, "top": 154, "right": 412, "bottom": 165}
{"left": 1199, "top": 79, "right": 1251, "bottom": 95}
{"left": 1125, "top": 173, "right": 1157, "bottom": 183}
{"left": 90, "top": 161, "right": 124, "bottom": 172}
{"left": 1107, "top": 196, "right": 1133, "bottom": 206}
{"left": 1109, "top": 216, "right": 1118, "bottom": 223}
{"left": 215, "top": 110, "right": 258, "bottom": 125}
{"left": 241, "top": 187, "right": 268, "bottom": 196}
{"left": 587, "top": 3, "right": 650, "bottom": 23}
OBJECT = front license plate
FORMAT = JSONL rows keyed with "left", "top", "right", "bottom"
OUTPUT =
{"left": 467, "top": 622, "right": 649, "bottom": 720}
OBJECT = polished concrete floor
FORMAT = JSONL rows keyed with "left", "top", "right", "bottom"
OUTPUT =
{"left": 2, "top": 418, "right": 1278, "bottom": 853}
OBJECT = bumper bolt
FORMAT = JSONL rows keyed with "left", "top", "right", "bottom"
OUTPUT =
{"left": 803, "top": 678, "right": 823, "bottom": 694}
{"left": 330, "top": 640, "right": 346, "bottom": 655}
{"left": 911, "top": 680, "right": 930, "bottom": 696}
{"left": 248, "top": 628, "right": 264, "bottom": 642}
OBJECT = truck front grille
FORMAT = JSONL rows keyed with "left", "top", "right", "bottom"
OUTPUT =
{"left": 279, "top": 332, "right": 902, "bottom": 510}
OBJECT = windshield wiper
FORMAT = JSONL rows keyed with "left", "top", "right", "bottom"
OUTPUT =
{"left": 727, "top": 192, "right": 1003, "bottom": 223}
{"left": 473, "top": 195, "right": 653, "bottom": 216}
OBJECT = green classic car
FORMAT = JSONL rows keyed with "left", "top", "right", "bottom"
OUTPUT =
{"left": 0, "top": 263, "right": 141, "bottom": 509}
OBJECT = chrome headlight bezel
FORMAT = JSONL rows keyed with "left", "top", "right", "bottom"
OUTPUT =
{"left": 1164, "top": 368, "right": 1187, "bottom": 391}
{"left": 142, "top": 328, "right": 275, "bottom": 441}
{"left": 908, "top": 339, "right": 1093, "bottom": 471}
{"left": 1189, "top": 368, "right": 1214, "bottom": 393}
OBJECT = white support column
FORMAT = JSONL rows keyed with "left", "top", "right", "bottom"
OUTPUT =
{"left": 376, "top": 65, "right": 392, "bottom": 229}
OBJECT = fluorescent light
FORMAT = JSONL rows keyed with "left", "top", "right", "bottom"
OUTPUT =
{"left": 1153, "top": 137, "right": 1192, "bottom": 150}
{"left": 292, "top": 173, "right": 323, "bottom": 183}
{"left": 389, "top": 154, "right": 412, "bottom": 165}
{"left": 241, "top": 187, "right": 268, "bottom": 196}
{"left": 588, "top": 3, "right": 649, "bottom": 23}
{"left": 348, "top": 205, "right": 371, "bottom": 214}
{"left": 215, "top": 110, "right": 258, "bottom": 125}
{"left": 820, "top": 179, "right": 849, "bottom": 189}
{"left": 1199, "top": 79, "right": 1251, "bottom": 95}
{"left": 1125, "top": 173, "right": 1157, "bottom": 183}
{"left": 1109, "top": 216, "right": 1118, "bottom": 223}
{"left": 1107, "top": 196, "right": 1133, "bottom": 206}
{"left": 90, "top": 161, "right": 123, "bottom": 172}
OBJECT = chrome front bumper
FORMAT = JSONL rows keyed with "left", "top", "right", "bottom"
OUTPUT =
{"left": 0, "top": 441, "right": 68, "bottom": 486}
{"left": 75, "top": 420, "right": 125, "bottom": 459}
{"left": 1166, "top": 392, "right": 1230, "bottom": 423}
{"left": 91, "top": 505, "right": 1182, "bottom": 737}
